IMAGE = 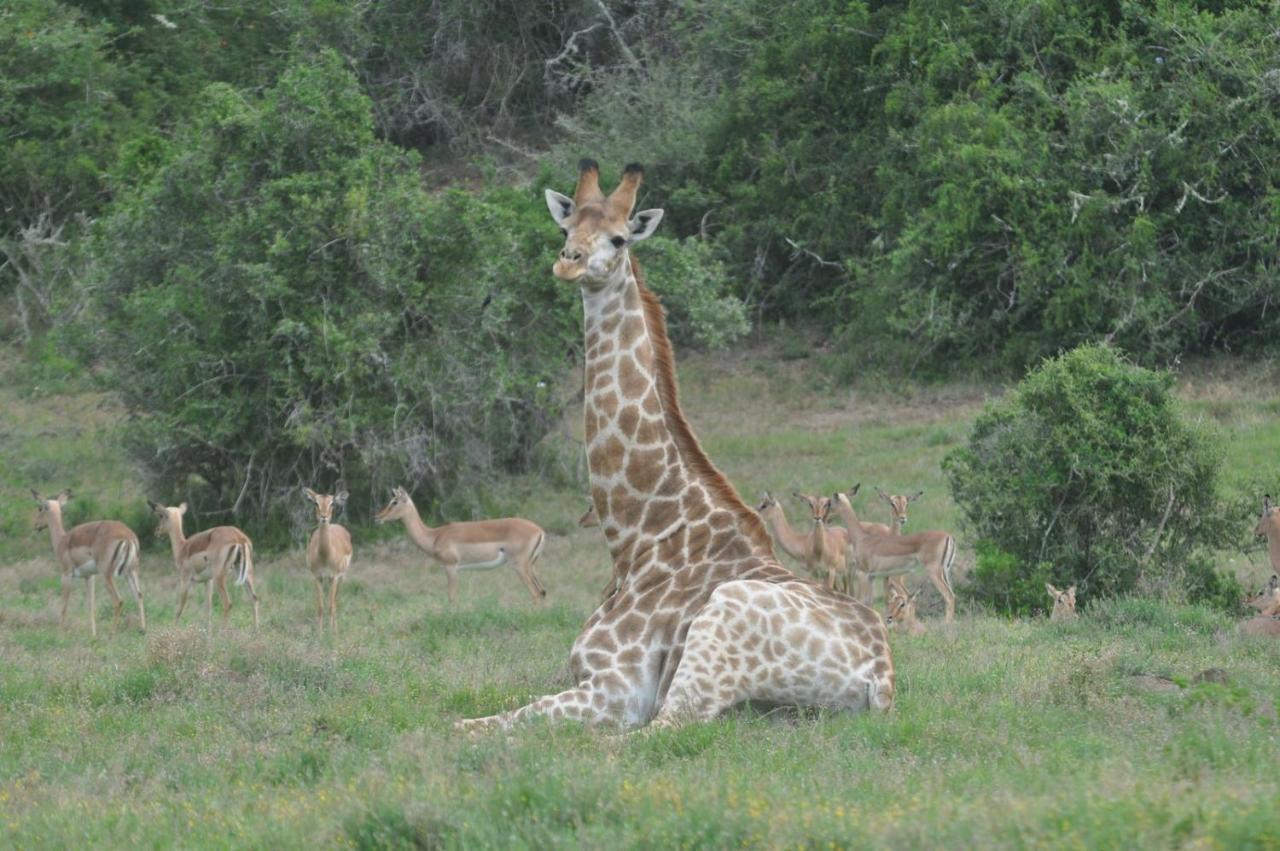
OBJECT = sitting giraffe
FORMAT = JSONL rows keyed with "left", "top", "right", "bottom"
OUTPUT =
{"left": 458, "top": 161, "right": 893, "bottom": 730}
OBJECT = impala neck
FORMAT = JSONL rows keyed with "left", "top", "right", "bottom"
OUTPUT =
{"left": 400, "top": 505, "right": 438, "bottom": 556}
{"left": 581, "top": 255, "right": 773, "bottom": 570}
{"left": 316, "top": 516, "right": 334, "bottom": 560}
{"left": 43, "top": 503, "right": 68, "bottom": 557}
{"left": 833, "top": 496, "right": 866, "bottom": 544}
{"left": 762, "top": 506, "right": 810, "bottom": 561}
{"left": 163, "top": 516, "right": 188, "bottom": 564}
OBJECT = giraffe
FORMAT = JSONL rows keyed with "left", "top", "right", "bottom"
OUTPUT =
{"left": 458, "top": 161, "right": 894, "bottom": 731}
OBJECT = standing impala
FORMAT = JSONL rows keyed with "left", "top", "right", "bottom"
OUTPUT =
{"left": 32, "top": 489, "right": 145, "bottom": 636}
{"left": 303, "top": 488, "right": 353, "bottom": 633}
{"left": 755, "top": 492, "right": 851, "bottom": 591}
{"left": 374, "top": 486, "right": 547, "bottom": 605}
{"left": 833, "top": 485, "right": 957, "bottom": 622}
{"left": 1256, "top": 495, "right": 1280, "bottom": 574}
{"left": 150, "top": 501, "right": 259, "bottom": 631}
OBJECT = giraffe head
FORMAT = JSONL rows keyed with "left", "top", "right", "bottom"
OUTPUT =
{"left": 793, "top": 493, "right": 833, "bottom": 528}
{"left": 147, "top": 500, "right": 188, "bottom": 538}
{"left": 374, "top": 487, "right": 415, "bottom": 525}
{"left": 1255, "top": 495, "right": 1278, "bottom": 539}
{"left": 544, "top": 160, "right": 665, "bottom": 290}
{"left": 303, "top": 487, "right": 348, "bottom": 525}
{"left": 1045, "top": 583, "right": 1077, "bottom": 620}
{"left": 876, "top": 488, "right": 923, "bottom": 530}
{"left": 30, "top": 488, "right": 71, "bottom": 532}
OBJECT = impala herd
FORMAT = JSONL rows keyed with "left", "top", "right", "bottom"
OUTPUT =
{"left": 24, "top": 488, "right": 1280, "bottom": 638}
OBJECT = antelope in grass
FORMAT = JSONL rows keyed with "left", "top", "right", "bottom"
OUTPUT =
{"left": 833, "top": 485, "right": 957, "bottom": 622}
{"left": 150, "top": 501, "right": 259, "bottom": 631}
{"left": 755, "top": 492, "right": 851, "bottom": 591}
{"left": 374, "top": 486, "right": 547, "bottom": 605}
{"left": 885, "top": 584, "right": 926, "bottom": 636}
{"left": 1045, "top": 583, "right": 1078, "bottom": 621}
{"left": 1240, "top": 578, "right": 1280, "bottom": 636}
{"left": 31, "top": 489, "right": 145, "bottom": 635}
{"left": 1244, "top": 573, "right": 1279, "bottom": 612}
{"left": 1256, "top": 495, "right": 1280, "bottom": 574}
{"left": 303, "top": 488, "right": 353, "bottom": 633}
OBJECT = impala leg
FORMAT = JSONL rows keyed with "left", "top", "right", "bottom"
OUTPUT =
{"left": 206, "top": 578, "right": 216, "bottom": 635}
{"left": 59, "top": 574, "right": 74, "bottom": 631}
{"left": 328, "top": 575, "right": 340, "bottom": 634}
{"left": 244, "top": 573, "right": 260, "bottom": 630}
{"left": 218, "top": 575, "right": 232, "bottom": 624}
{"left": 127, "top": 568, "right": 146, "bottom": 633}
{"left": 314, "top": 578, "right": 325, "bottom": 631}
{"left": 515, "top": 560, "right": 545, "bottom": 605}
{"left": 87, "top": 575, "right": 97, "bottom": 638}
{"left": 929, "top": 565, "right": 956, "bottom": 623}
{"left": 175, "top": 577, "right": 194, "bottom": 624}
{"left": 444, "top": 563, "right": 459, "bottom": 606}
{"left": 102, "top": 570, "right": 124, "bottom": 632}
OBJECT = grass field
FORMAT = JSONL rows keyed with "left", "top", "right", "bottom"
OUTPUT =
{"left": 2, "top": 347, "right": 1280, "bottom": 848}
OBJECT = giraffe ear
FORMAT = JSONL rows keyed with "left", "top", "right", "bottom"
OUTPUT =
{"left": 627, "top": 209, "right": 664, "bottom": 243}
{"left": 545, "top": 190, "right": 574, "bottom": 227}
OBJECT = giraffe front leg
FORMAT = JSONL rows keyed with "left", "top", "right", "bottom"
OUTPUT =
{"left": 457, "top": 677, "right": 632, "bottom": 732}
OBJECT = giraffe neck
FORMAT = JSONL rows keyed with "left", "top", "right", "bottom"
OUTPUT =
{"left": 581, "top": 255, "right": 772, "bottom": 574}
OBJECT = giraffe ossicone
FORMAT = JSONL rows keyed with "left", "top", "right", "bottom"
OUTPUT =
{"left": 457, "top": 161, "right": 894, "bottom": 731}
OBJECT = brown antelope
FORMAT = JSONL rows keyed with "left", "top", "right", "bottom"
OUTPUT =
{"left": 1256, "top": 495, "right": 1280, "bottom": 573}
{"left": 303, "top": 488, "right": 353, "bottom": 633}
{"left": 833, "top": 485, "right": 957, "bottom": 622}
{"left": 374, "top": 486, "right": 547, "bottom": 605}
{"left": 31, "top": 489, "right": 145, "bottom": 636}
{"left": 885, "top": 584, "right": 927, "bottom": 635}
{"left": 755, "top": 492, "right": 851, "bottom": 591}
{"left": 868, "top": 488, "right": 924, "bottom": 601}
{"left": 150, "top": 501, "right": 259, "bottom": 631}
{"left": 1045, "top": 583, "right": 1077, "bottom": 620}
{"left": 1240, "top": 579, "right": 1280, "bottom": 637}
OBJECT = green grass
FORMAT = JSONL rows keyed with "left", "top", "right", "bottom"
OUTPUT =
{"left": 3, "top": 348, "right": 1280, "bottom": 847}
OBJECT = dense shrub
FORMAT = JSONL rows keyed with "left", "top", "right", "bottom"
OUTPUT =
{"left": 944, "top": 344, "right": 1235, "bottom": 614}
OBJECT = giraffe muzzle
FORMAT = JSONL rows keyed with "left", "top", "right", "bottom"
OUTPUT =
{"left": 553, "top": 258, "right": 587, "bottom": 281}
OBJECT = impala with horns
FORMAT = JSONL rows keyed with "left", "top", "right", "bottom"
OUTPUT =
{"left": 375, "top": 486, "right": 547, "bottom": 605}
{"left": 32, "top": 489, "right": 146, "bottom": 636}
{"left": 833, "top": 485, "right": 957, "bottom": 622}
{"left": 150, "top": 501, "right": 259, "bottom": 631}
{"left": 303, "top": 488, "right": 353, "bottom": 633}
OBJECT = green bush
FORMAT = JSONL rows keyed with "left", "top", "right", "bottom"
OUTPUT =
{"left": 944, "top": 344, "right": 1235, "bottom": 614}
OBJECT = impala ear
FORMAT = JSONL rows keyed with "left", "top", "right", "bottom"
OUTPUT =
{"left": 303, "top": 487, "right": 319, "bottom": 504}
{"left": 909, "top": 490, "right": 924, "bottom": 502}
{"left": 147, "top": 499, "right": 161, "bottom": 514}
{"left": 545, "top": 189, "right": 575, "bottom": 227}
{"left": 876, "top": 487, "right": 890, "bottom": 502}
{"left": 55, "top": 489, "right": 72, "bottom": 504}
{"left": 1266, "top": 495, "right": 1274, "bottom": 512}
{"left": 1046, "top": 582, "right": 1059, "bottom": 597}
{"left": 848, "top": 483, "right": 862, "bottom": 497}
{"left": 177, "top": 502, "right": 188, "bottom": 515}
{"left": 31, "top": 488, "right": 42, "bottom": 505}
{"left": 909, "top": 586, "right": 924, "bottom": 602}
{"left": 335, "top": 490, "right": 349, "bottom": 505}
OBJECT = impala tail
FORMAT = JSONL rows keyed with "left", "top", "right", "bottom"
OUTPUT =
{"left": 942, "top": 536, "right": 956, "bottom": 596}
{"left": 111, "top": 539, "right": 136, "bottom": 578}
{"left": 231, "top": 543, "right": 252, "bottom": 586}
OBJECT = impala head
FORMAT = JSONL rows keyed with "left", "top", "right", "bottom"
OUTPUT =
{"left": 577, "top": 501, "right": 600, "bottom": 529}
{"left": 1243, "top": 574, "right": 1280, "bottom": 612}
{"left": 374, "top": 486, "right": 414, "bottom": 525}
{"left": 884, "top": 585, "right": 923, "bottom": 629}
{"left": 147, "top": 500, "right": 188, "bottom": 537}
{"left": 1046, "top": 583, "right": 1077, "bottom": 620}
{"left": 303, "top": 487, "right": 348, "bottom": 525}
{"left": 876, "top": 488, "right": 923, "bottom": 530}
{"left": 544, "top": 160, "right": 664, "bottom": 290}
{"left": 30, "top": 488, "right": 71, "bottom": 531}
{"left": 793, "top": 493, "right": 833, "bottom": 526}
{"left": 1256, "top": 495, "right": 1278, "bottom": 539}
{"left": 755, "top": 491, "right": 781, "bottom": 515}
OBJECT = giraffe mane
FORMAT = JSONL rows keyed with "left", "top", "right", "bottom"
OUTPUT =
{"left": 630, "top": 255, "right": 776, "bottom": 558}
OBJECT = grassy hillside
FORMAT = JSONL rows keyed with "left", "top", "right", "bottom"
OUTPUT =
{"left": 2, "top": 347, "right": 1279, "bottom": 847}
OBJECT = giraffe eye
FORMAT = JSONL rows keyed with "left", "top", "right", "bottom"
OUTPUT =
{"left": 611, "top": 236, "right": 626, "bottom": 249}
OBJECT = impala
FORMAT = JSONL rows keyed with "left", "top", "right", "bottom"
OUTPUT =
{"left": 303, "top": 488, "right": 353, "bottom": 633}
{"left": 150, "top": 501, "right": 259, "bottom": 631}
{"left": 1239, "top": 582, "right": 1280, "bottom": 637}
{"left": 885, "top": 584, "right": 926, "bottom": 635}
{"left": 1244, "top": 574, "right": 1279, "bottom": 612}
{"left": 32, "top": 489, "right": 145, "bottom": 635}
{"left": 374, "top": 486, "right": 547, "bottom": 605}
{"left": 876, "top": 488, "right": 924, "bottom": 534}
{"left": 1256, "top": 495, "right": 1280, "bottom": 573}
{"left": 755, "top": 492, "right": 851, "bottom": 591}
{"left": 832, "top": 485, "right": 957, "bottom": 622}
{"left": 1045, "top": 583, "right": 1077, "bottom": 620}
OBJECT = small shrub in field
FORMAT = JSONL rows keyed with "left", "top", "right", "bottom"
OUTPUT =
{"left": 945, "top": 344, "right": 1234, "bottom": 614}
